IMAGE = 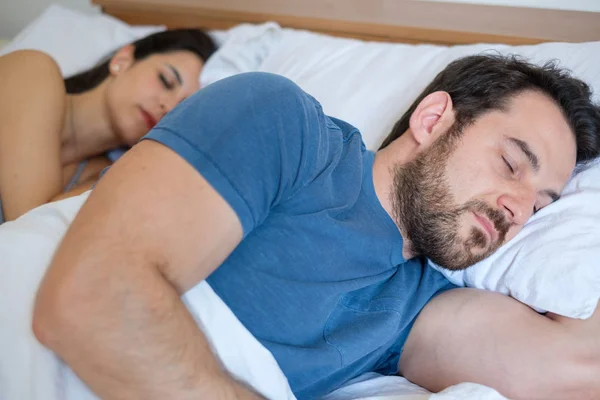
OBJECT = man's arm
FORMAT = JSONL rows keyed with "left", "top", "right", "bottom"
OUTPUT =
{"left": 399, "top": 288, "right": 600, "bottom": 399}
{"left": 33, "top": 140, "right": 263, "bottom": 399}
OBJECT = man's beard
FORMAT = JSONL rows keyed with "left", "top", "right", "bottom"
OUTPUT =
{"left": 391, "top": 129, "right": 511, "bottom": 271}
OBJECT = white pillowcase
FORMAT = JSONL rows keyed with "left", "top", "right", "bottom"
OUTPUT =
{"left": 200, "top": 22, "right": 282, "bottom": 87}
{"left": 260, "top": 29, "right": 600, "bottom": 319}
{"left": 261, "top": 30, "right": 600, "bottom": 150}
{"left": 0, "top": 4, "right": 164, "bottom": 77}
{"left": 0, "top": 4, "right": 282, "bottom": 87}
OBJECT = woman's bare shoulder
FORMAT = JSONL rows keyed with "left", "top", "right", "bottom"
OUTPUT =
{"left": 0, "top": 50, "right": 68, "bottom": 220}
{"left": 0, "top": 50, "right": 66, "bottom": 117}
{"left": 0, "top": 50, "right": 65, "bottom": 93}
{"left": 1, "top": 49, "right": 60, "bottom": 71}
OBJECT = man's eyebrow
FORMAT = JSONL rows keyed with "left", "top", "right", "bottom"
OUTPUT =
{"left": 507, "top": 137, "right": 540, "bottom": 173}
{"left": 167, "top": 64, "right": 182, "bottom": 85}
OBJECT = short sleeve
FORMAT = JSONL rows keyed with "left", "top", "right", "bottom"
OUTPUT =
{"left": 142, "top": 72, "right": 335, "bottom": 236}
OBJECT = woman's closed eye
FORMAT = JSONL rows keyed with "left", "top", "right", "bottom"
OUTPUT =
{"left": 159, "top": 73, "right": 175, "bottom": 90}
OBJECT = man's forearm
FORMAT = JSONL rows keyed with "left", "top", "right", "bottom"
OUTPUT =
{"left": 33, "top": 261, "right": 260, "bottom": 399}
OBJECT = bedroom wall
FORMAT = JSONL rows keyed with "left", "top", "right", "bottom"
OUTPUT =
{"left": 426, "top": 0, "right": 600, "bottom": 12}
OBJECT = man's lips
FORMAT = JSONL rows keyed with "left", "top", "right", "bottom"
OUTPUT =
{"left": 473, "top": 212, "right": 498, "bottom": 243}
{"left": 140, "top": 107, "right": 157, "bottom": 130}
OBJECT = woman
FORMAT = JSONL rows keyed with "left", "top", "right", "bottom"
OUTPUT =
{"left": 0, "top": 28, "right": 216, "bottom": 223}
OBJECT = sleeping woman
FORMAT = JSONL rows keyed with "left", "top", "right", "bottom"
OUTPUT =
{"left": 0, "top": 28, "right": 216, "bottom": 224}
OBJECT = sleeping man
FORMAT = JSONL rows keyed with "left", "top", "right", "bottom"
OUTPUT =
{"left": 33, "top": 54, "right": 600, "bottom": 399}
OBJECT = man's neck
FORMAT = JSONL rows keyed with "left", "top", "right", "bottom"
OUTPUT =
{"left": 372, "top": 133, "right": 420, "bottom": 259}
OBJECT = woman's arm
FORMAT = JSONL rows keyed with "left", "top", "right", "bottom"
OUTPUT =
{"left": 55, "top": 155, "right": 112, "bottom": 201}
{"left": 0, "top": 50, "right": 65, "bottom": 220}
{"left": 51, "top": 179, "right": 95, "bottom": 202}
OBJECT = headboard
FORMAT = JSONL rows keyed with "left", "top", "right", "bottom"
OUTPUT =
{"left": 93, "top": 0, "right": 600, "bottom": 46}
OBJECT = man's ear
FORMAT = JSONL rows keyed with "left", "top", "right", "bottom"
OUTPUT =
{"left": 108, "top": 44, "right": 135, "bottom": 76}
{"left": 408, "top": 91, "right": 455, "bottom": 148}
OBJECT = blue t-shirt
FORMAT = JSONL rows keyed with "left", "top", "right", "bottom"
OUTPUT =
{"left": 143, "top": 72, "right": 456, "bottom": 399}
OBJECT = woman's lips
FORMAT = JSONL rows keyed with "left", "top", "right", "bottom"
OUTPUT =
{"left": 140, "top": 107, "right": 157, "bottom": 130}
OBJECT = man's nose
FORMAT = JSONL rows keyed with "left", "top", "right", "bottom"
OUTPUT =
{"left": 497, "top": 189, "right": 536, "bottom": 226}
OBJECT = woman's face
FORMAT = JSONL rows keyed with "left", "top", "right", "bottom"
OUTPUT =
{"left": 105, "top": 46, "right": 204, "bottom": 145}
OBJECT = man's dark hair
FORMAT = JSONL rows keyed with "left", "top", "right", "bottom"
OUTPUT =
{"left": 379, "top": 54, "right": 600, "bottom": 164}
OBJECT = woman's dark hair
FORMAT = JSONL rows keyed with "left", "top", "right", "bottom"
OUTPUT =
{"left": 379, "top": 54, "right": 600, "bottom": 165}
{"left": 64, "top": 28, "right": 217, "bottom": 94}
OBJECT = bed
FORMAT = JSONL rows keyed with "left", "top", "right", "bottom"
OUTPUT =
{"left": 88, "top": 0, "right": 600, "bottom": 152}
{"left": 93, "top": 0, "right": 600, "bottom": 45}
{"left": 1, "top": 1, "right": 600, "bottom": 399}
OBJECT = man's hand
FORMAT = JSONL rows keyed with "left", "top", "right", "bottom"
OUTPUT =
{"left": 32, "top": 140, "right": 252, "bottom": 399}
{"left": 399, "top": 288, "right": 600, "bottom": 400}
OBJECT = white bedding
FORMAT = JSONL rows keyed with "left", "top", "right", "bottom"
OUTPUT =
{"left": 0, "top": 193, "right": 295, "bottom": 400}
{"left": 0, "top": 194, "right": 508, "bottom": 400}
{"left": 2, "top": 5, "right": 598, "bottom": 399}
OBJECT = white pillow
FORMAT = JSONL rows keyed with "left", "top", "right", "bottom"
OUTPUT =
{"left": 0, "top": 4, "right": 164, "bottom": 77}
{"left": 0, "top": 4, "right": 282, "bottom": 89}
{"left": 260, "top": 29, "right": 600, "bottom": 319}
{"left": 261, "top": 30, "right": 600, "bottom": 150}
{"left": 200, "top": 22, "right": 282, "bottom": 87}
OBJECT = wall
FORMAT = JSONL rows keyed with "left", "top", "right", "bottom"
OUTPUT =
{"left": 425, "top": 0, "right": 600, "bottom": 12}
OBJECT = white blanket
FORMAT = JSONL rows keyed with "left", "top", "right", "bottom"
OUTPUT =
{"left": 0, "top": 193, "right": 505, "bottom": 400}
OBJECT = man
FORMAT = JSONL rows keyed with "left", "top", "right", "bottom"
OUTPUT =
{"left": 33, "top": 55, "right": 600, "bottom": 399}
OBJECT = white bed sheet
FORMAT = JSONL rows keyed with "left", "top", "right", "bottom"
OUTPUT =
{"left": 0, "top": 193, "right": 296, "bottom": 400}
{"left": 327, "top": 373, "right": 508, "bottom": 400}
